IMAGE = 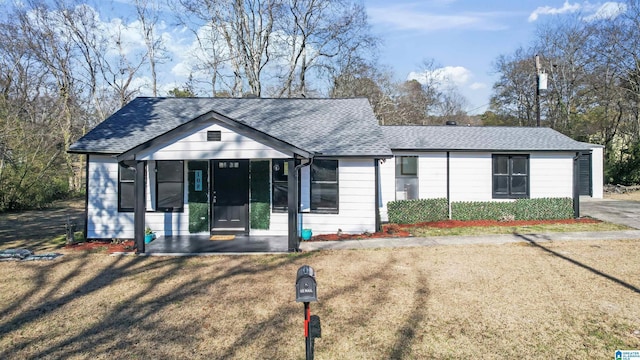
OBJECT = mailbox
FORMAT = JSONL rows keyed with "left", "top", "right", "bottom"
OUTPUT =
{"left": 296, "top": 265, "right": 317, "bottom": 302}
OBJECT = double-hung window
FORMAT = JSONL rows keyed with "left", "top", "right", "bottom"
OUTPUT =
{"left": 395, "top": 156, "right": 418, "bottom": 200}
{"left": 492, "top": 155, "right": 529, "bottom": 199}
{"left": 156, "top": 160, "right": 184, "bottom": 211}
{"left": 311, "top": 160, "right": 338, "bottom": 212}
{"left": 118, "top": 164, "right": 136, "bottom": 212}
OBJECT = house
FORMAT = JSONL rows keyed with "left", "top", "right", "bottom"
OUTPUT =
{"left": 69, "top": 97, "right": 603, "bottom": 253}
{"left": 379, "top": 125, "right": 603, "bottom": 221}
{"left": 68, "top": 97, "right": 392, "bottom": 252}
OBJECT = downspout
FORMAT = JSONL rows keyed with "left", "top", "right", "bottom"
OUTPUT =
{"left": 573, "top": 152, "right": 580, "bottom": 218}
{"left": 447, "top": 152, "right": 451, "bottom": 219}
{"left": 83, "top": 155, "right": 89, "bottom": 241}
{"left": 288, "top": 155, "right": 314, "bottom": 252}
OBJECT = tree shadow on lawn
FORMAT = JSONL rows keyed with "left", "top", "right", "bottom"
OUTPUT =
{"left": 0, "top": 251, "right": 324, "bottom": 359}
{"left": 0, "top": 246, "right": 432, "bottom": 359}
{"left": 0, "top": 199, "right": 85, "bottom": 252}
{"left": 515, "top": 233, "right": 640, "bottom": 294}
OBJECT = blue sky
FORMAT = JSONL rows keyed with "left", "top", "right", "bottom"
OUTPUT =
{"left": 365, "top": 0, "right": 627, "bottom": 113}
{"left": 67, "top": 0, "right": 627, "bottom": 114}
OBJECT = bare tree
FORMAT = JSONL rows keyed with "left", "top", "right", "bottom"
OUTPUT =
{"left": 276, "top": 0, "right": 376, "bottom": 97}
{"left": 135, "top": 0, "right": 167, "bottom": 96}
{"left": 489, "top": 47, "right": 538, "bottom": 126}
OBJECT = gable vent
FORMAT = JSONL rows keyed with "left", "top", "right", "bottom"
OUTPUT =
{"left": 207, "top": 131, "right": 222, "bottom": 141}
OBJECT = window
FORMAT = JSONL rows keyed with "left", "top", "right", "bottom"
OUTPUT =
{"left": 311, "top": 159, "right": 338, "bottom": 212}
{"left": 156, "top": 160, "right": 184, "bottom": 211}
{"left": 272, "top": 159, "right": 288, "bottom": 212}
{"left": 493, "top": 155, "right": 529, "bottom": 199}
{"left": 118, "top": 164, "right": 136, "bottom": 212}
{"left": 395, "top": 156, "right": 418, "bottom": 200}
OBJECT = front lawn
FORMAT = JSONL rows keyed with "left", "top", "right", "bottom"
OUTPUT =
{"left": 1, "top": 240, "right": 639, "bottom": 359}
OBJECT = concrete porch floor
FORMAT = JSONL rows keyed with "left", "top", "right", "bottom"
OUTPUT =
{"left": 143, "top": 235, "right": 290, "bottom": 254}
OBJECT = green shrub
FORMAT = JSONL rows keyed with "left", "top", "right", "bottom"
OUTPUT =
{"left": 250, "top": 161, "right": 270, "bottom": 229}
{"left": 387, "top": 198, "right": 448, "bottom": 224}
{"left": 188, "top": 203, "right": 209, "bottom": 233}
{"left": 388, "top": 198, "right": 574, "bottom": 224}
{"left": 452, "top": 198, "right": 573, "bottom": 221}
{"left": 250, "top": 202, "right": 270, "bottom": 230}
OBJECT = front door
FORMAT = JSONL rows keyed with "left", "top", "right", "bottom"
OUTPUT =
{"left": 211, "top": 159, "right": 249, "bottom": 234}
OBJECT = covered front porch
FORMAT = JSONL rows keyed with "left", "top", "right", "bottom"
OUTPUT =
{"left": 144, "top": 235, "right": 289, "bottom": 254}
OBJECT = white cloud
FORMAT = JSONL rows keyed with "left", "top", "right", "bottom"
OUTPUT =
{"left": 528, "top": 1, "right": 581, "bottom": 22}
{"left": 469, "top": 82, "right": 487, "bottom": 90}
{"left": 408, "top": 66, "right": 472, "bottom": 88}
{"left": 583, "top": 2, "right": 627, "bottom": 21}
{"left": 368, "top": 5, "right": 508, "bottom": 32}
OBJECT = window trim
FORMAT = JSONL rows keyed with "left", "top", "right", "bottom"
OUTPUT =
{"left": 155, "top": 160, "right": 185, "bottom": 212}
{"left": 310, "top": 159, "right": 339, "bottom": 214}
{"left": 395, "top": 156, "right": 419, "bottom": 200}
{"left": 492, "top": 154, "right": 530, "bottom": 199}
{"left": 118, "top": 162, "right": 136, "bottom": 213}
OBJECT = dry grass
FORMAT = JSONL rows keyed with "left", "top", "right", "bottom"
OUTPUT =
{"left": 410, "top": 221, "right": 629, "bottom": 237}
{"left": 1, "top": 239, "right": 640, "bottom": 359}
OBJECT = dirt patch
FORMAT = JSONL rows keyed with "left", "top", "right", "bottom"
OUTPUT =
{"left": 310, "top": 224, "right": 411, "bottom": 241}
{"left": 605, "top": 190, "right": 640, "bottom": 201}
{"left": 64, "top": 240, "right": 135, "bottom": 254}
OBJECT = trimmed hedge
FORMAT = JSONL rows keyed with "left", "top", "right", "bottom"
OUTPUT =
{"left": 250, "top": 161, "right": 270, "bottom": 230}
{"left": 387, "top": 198, "right": 448, "bottom": 224}
{"left": 387, "top": 197, "right": 574, "bottom": 223}
{"left": 188, "top": 203, "right": 209, "bottom": 233}
{"left": 452, "top": 198, "right": 573, "bottom": 221}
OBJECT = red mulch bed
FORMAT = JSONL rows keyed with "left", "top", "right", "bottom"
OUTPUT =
{"left": 64, "top": 240, "right": 135, "bottom": 254}
{"left": 309, "top": 218, "right": 601, "bottom": 241}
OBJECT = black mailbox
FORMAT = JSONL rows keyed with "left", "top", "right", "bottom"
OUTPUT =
{"left": 296, "top": 265, "right": 317, "bottom": 302}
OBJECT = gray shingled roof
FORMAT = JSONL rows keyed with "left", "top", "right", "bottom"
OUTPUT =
{"left": 382, "top": 125, "right": 596, "bottom": 151}
{"left": 69, "top": 97, "right": 392, "bottom": 157}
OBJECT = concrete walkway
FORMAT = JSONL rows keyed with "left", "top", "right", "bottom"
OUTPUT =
{"left": 299, "top": 198, "right": 640, "bottom": 251}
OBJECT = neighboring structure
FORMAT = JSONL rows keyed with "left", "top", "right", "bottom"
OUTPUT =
{"left": 379, "top": 125, "right": 603, "bottom": 222}
{"left": 69, "top": 97, "right": 603, "bottom": 252}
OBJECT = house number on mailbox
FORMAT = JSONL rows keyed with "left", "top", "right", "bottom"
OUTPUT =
{"left": 195, "top": 170, "right": 202, "bottom": 191}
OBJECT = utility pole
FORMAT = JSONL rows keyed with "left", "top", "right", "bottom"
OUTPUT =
{"left": 534, "top": 54, "right": 548, "bottom": 127}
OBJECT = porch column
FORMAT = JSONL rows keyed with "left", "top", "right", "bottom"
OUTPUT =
{"left": 374, "top": 159, "right": 381, "bottom": 232}
{"left": 134, "top": 160, "right": 146, "bottom": 253}
{"left": 573, "top": 152, "right": 580, "bottom": 218}
{"left": 287, "top": 158, "right": 299, "bottom": 252}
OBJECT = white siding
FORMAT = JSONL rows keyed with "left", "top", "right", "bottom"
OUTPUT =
{"left": 418, "top": 153, "right": 447, "bottom": 199}
{"left": 137, "top": 123, "right": 290, "bottom": 160}
{"left": 252, "top": 158, "right": 377, "bottom": 236}
{"left": 86, "top": 156, "right": 195, "bottom": 238}
{"left": 449, "top": 152, "right": 493, "bottom": 201}
{"left": 378, "top": 151, "right": 581, "bottom": 211}
{"left": 591, "top": 147, "right": 604, "bottom": 198}
{"left": 86, "top": 155, "right": 134, "bottom": 239}
{"left": 529, "top": 152, "right": 574, "bottom": 198}
{"left": 301, "top": 158, "right": 376, "bottom": 234}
